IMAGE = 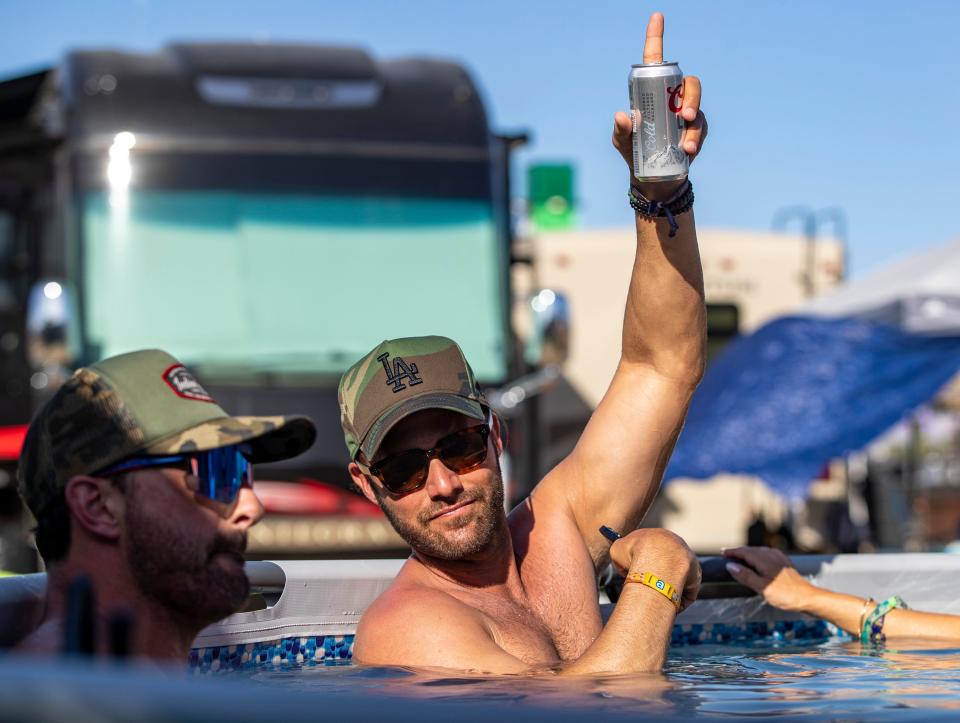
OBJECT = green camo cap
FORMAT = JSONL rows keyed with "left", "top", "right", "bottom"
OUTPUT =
{"left": 338, "top": 336, "right": 487, "bottom": 461}
{"left": 18, "top": 349, "right": 317, "bottom": 518}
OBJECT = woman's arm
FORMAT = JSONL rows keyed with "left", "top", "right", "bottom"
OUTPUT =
{"left": 724, "top": 546, "right": 960, "bottom": 641}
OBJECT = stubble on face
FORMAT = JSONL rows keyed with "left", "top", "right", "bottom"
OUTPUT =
{"left": 373, "top": 461, "right": 506, "bottom": 561}
{"left": 122, "top": 475, "right": 250, "bottom": 627}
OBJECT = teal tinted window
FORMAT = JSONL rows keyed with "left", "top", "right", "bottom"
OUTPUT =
{"left": 81, "top": 192, "right": 506, "bottom": 381}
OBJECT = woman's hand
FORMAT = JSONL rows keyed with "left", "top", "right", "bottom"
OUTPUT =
{"left": 723, "top": 546, "right": 817, "bottom": 613}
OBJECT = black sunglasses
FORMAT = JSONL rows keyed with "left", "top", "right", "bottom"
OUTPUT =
{"left": 367, "top": 424, "right": 490, "bottom": 496}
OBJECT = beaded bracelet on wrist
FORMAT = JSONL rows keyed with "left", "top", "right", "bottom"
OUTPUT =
{"left": 628, "top": 179, "right": 694, "bottom": 238}
{"left": 857, "top": 597, "right": 875, "bottom": 637}
{"left": 860, "top": 595, "right": 908, "bottom": 644}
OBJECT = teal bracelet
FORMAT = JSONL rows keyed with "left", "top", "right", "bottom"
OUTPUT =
{"left": 860, "top": 595, "right": 909, "bottom": 644}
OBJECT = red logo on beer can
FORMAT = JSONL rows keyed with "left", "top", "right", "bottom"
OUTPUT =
{"left": 667, "top": 84, "right": 684, "bottom": 113}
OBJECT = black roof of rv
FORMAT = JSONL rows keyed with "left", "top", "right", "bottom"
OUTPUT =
{"left": 0, "top": 69, "right": 50, "bottom": 125}
{"left": 56, "top": 43, "right": 490, "bottom": 150}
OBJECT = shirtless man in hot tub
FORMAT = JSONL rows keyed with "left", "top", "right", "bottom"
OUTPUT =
{"left": 338, "top": 12, "right": 708, "bottom": 674}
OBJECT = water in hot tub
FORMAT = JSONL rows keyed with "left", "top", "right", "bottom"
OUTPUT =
{"left": 223, "top": 637, "right": 960, "bottom": 720}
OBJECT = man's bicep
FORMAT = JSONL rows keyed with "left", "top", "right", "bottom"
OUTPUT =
{"left": 354, "top": 597, "right": 530, "bottom": 674}
{"left": 547, "top": 364, "right": 694, "bottom": 560}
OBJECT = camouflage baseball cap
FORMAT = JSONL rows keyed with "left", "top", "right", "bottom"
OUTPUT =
{"left": 338, "top": 336, "right": 487, "bottom": 461}
{"left": 18, "top": 349, "right": 316, "bottom": 517}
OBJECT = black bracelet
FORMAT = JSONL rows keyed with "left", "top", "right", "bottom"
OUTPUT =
{"left": 628, "top": 179, "right": 694, "bottom": 237}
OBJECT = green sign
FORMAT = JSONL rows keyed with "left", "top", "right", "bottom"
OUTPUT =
{"left": 529, "top": 164, "right": 575, "bottom": 230}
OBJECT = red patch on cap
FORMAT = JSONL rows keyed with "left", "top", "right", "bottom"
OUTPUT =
{"left": 162, "top": 364, "right": 216, "bottom": 403}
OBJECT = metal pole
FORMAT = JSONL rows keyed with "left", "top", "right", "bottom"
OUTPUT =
{"left": 816, "top": 207, "right": 849, "bottom": 282}
{"left": 803, "top": 212, "right": 816, "bottom": 298}
{"left": 772, "top": 205, "right": 816, "bottom": 298}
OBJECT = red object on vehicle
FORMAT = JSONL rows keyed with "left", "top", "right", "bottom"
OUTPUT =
{"left": 254, "top": 478, "right": 383, "bottom": 517}
{"left": 0, "top": 425, "right": 28, "bottom": 461}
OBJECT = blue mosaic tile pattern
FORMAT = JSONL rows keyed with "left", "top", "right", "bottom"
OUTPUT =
{"left": 190, "top": 620, "right": 838, "bottom": 671}
{"left": 189, "top": 635, "right": 354, "bottom": 673}
{"left": 671, "top": 619, "right": 835, "bottom": 646}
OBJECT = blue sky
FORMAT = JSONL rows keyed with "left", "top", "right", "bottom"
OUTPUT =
{"left": 2, "top": 0, "right": 958, "bottom": 276}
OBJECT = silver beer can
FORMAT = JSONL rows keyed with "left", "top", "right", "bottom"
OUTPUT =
{"left": 628, "top": 61, "right": 688, "bottom": 182}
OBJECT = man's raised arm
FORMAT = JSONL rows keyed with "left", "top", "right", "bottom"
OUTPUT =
{"left": 532, "top": 12, "right": 708, "bottom": 568}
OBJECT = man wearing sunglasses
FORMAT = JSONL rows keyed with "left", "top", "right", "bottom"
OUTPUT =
{"left": 14, "top": 349, "right": 316, "bottom": 661}
{"left": 340, "top": 12, "right": 706, "bottom": 676}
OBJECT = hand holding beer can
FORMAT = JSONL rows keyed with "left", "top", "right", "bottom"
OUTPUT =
{"left": 629, "top": 62, "right": 688, "bottom": 182}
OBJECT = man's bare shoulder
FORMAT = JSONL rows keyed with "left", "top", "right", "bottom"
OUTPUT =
{"left": 355, "top": 581, "right": 480, "bottom": 662}
{"left": 354, "top": 578, "right": 526, "bottom": 673}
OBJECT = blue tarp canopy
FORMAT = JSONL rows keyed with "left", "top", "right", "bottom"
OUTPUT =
{"left": 666, "top": 238, "right": 960, "bottom": 500}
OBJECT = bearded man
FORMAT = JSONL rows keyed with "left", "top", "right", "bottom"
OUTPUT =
{"left": 338, "top": 12, "right": 708, "bottom": 675}
{"left": 15, "top": 349, "right": 316, "bottom": 661}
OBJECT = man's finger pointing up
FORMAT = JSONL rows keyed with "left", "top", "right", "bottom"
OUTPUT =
{"left": 643, "top": 12, "right": 664, "bottom": 65}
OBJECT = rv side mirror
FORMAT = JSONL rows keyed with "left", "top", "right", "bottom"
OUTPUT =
{"left": 525, "top": 288, "right": 570, "bottom": 367}
{"left": 25, "top": 279, "right": 77, "bottom": 391}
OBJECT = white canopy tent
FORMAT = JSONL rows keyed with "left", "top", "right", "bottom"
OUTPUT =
{"left": 803, "top": 237, "right": 960, "bottom": 334}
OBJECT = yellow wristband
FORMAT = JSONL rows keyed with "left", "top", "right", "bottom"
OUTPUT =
{"left": 624, "top": 571, "right": 681, "bottom": 610}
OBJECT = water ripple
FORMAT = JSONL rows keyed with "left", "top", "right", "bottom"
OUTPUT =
{"left": 232, "top": 638, "right": 960, "bottom": 719}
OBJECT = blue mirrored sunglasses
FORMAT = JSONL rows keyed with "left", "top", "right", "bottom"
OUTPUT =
{"left": 97, "top": 445, "right": 252, "bottom": 504}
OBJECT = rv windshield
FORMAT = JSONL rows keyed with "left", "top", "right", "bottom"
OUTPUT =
{"left": 79, "top": 191, "right": 507, "bottom": 381}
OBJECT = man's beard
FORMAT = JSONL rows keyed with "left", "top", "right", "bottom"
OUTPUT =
{"left": 374, "top": 461, "right": 506, "bottom": 561}
{"left": 123, "top": 490, "right": 250, "bottom": 628}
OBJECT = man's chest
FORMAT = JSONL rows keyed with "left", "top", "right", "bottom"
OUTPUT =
{"left": 520, "top": 560, "right": 603, "bottom": 661}
{"left": 509, "top": 506, "right": 605, "bottom": 661}
{"left": 446, "top": 543, "right": 601, "bottom": 666}
{"left": 473, "top": 599, "right": 563, "bottom": 665}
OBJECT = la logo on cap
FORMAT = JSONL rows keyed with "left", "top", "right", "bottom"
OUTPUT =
{"left": 378, "top": 352, "right": 423, "bottom": 393}
{"left": 163, "top": 364, "right": 215, "bottom": 403}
